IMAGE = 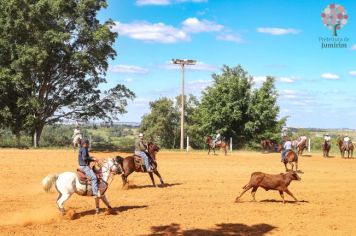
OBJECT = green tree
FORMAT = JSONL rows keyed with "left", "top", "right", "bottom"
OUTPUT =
{"left": 140, "top": 98, "right": 180, "bottom": 148}
{"left": 0, "top": 0, "right": 134, "bottom": 146}
{"left": 246, "top": 77, "right": 286, "bottom": 148}
{"left": 191, "top": 65, "right": 285, "bottom": 148}
{"left": 191, "top": 65, "right": 253, "bottom": 147}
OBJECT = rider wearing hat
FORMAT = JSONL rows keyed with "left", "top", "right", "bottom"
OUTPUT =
{"left": 281, "top": 136, "right": 292, "bottom": 162}
{"left": 324, "top": 133, "right": 331, "bottom": 142}
{"left": 78, "top": 139, "right": 98, "bottom": 197}
{"left": 135, "top": 133, "right": 151, "bottom": 172}
{"left": 343, "top": 134, "right": 350, "bottom": 150}
{"left": 213, "top": 131, "right": 222, "bottom": 148}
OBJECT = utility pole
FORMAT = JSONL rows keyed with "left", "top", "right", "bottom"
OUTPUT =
{"left": 172, "top": 59, "right": 196, "bottom": 150}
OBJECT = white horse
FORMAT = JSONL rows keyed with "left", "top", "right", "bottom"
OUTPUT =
{"left": 72, "top": 134, "right": 82, "bottom": 149}
{"left": 42, "top": 157, "right": 122, "bottom": 214}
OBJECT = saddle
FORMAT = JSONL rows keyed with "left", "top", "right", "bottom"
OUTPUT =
{"left": 134, "top": 154, "right": 153, "bottom": 172}
{"left": 76, "top": 169, "right": 108, "bottom": 196}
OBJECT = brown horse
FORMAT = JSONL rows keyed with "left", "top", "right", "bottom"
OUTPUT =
{"left": 283, "top": 150, "right": 298, "bottom": 172}
{"left": 322, "top": 140, "right": 331, "bottom": 157}
{"left": 293, "top": 138, "right": 307, "bottom": 156}
{"left": 206, "top": 136, "right": 228, "bottom": 155}
{"left": 337, "top": 139, "right": 354, "bottom": 158}
{"left": 261, "top": 139, "right": 280, "bottom": 153}
{"left": 117, "top": 142, "right": 165, "bottom": 187}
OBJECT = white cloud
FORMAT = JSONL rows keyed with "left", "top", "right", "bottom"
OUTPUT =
{"left": 136, "top": 0, "right": 207, "bottom": 5}
{"left": 125, "top": 78, "right": 134, "bottom": 82}
{"left": 279, "top": 76, "right": 296, "bottom": 83}
{"left": 253, "top": 76, "right": 267, "bottom": 84}
{"left": 187, "top": 79, "right": 213, "bottom": 89}
{"left": 280, "top": 89, "right": 297, "bottom": 99}
{"left": 182, "top": 17, "right": 223, "bottom": 33}
{"left": 162, "top": 61, "right": 218, "bottom": 71}
{"left": 131, "top": 98, "right": 150, "bottom": 107}
{"left": 257, "top": 27, "right": 300, "bottom": 35}
{"left": 321, "top": 73, "right": 340, "bottom": 80}
{"left": 351, "top": 44, "right": 356, "bottom": 50}
{"left": 112, "top": 21, "right": 190, "bottom": 43}
{"left": 216, "top": 33, "right": 243, "bottom": 43}
{"left": 110, "top": 65, "right": 149, "bottom": 74}
{"left": 349, "top": 71, "right": 356, "bottom": 76}
{"left": 136, "top": 0, "right": 170, "bottom": 6}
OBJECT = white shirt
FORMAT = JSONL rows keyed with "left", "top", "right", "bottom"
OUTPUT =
{"left": 344, "top": 137, "right": 350, "bottom": 142}
{"left": 324, "top": 136, "right": 331, "bottom": 141}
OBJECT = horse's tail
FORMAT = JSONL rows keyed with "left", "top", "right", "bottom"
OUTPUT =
{"left": 41, "top": 174, "right": 58, "bottom": 193}
{"left": 115, "top": 156, "right": 125, "bottom": 172}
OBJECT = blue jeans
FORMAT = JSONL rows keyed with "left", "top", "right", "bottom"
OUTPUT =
{"left": 80, "top": 166, "right": 98, "bottom": 196}
{"left": 140, "top": 151, "right": 151, "bottom": 171}
{"left": 281, "top": 149, "right": 291, "bottom": 161}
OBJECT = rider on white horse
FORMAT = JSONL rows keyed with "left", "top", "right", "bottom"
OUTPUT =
{"left": 72, "top": 125, "right": 82, "bottom": 144}
{"left": 78, "top": 139, "right": 99, "bottom": 197}
{"left": 297, "top": 135, "right": 307, "bottom": 147}
{"left": 135, "top": 133, "right": 151, "bottom": 172}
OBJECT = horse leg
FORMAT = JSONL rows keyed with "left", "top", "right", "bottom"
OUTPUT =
{"left": 284, "top": 162, "right": 288, "bottom": 172}
{"left": 235, "top": 185, "right": 253, "bottom": 202}
{"left": 290, "top": 162, "right": 294, "bottom": 172}
{"left": 251, "top": 187, "right": 258, "bottom": 202}
{"left": 100, "top": 195, "right": 111, "bottom": 208}
{"left": 56, "top": 192, "right": 72, "bottom": 214}
{"left": 279, "top": 190, "right": 285, "bottom": 204}
{"left": 149, "top": 172, "right": 156, "bottom": 187}
{"left": 94, "top": 197, "right": 100, "bottom": 214}
{"left": 121, "top": 170, "right": 133, "bottom": 188}
{"left": 295, "top": 162, "right": 298, "bottom": 172}
{"left": 153, "top": 169, "right": 164, "bottom": 185}
{"left": 285, "top": 189, "right": 298, "bottom": 202}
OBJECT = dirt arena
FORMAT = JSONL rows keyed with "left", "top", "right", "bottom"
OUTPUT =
{"left": 0, "top": 149, "right": 355, "bottom": 236}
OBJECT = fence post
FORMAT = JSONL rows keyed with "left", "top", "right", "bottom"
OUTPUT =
{"left": 186, "top": 136, "right": 189, "bottom": 152}
{"left": 230, "top": 137, "right": 232, "bottom": 152}
{"left": 89, "top": 135, "right": 92, "bottom": 151}
{"left": 308, "top": 138, "right": 311, "bottom": 152}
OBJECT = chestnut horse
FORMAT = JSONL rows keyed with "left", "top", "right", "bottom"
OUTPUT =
{"left": 283, "top": 150, "right": 299, "bottom": 172}
{"left": 206, "top": 135, "right": 228, "bottom": 156}
{"left": 337, "top": 139, "right": 354, "bottom": 158}
{"left": 117, "top": 142, "right": 165, "bottom": 187}
{"left": 322, "top": 140, "right": 331, "bottom": 157}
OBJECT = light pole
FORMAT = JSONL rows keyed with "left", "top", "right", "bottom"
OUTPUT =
{"left": 172, "top": 59, "right": 196, "bottom": 150}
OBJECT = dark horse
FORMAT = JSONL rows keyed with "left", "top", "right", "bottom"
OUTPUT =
{"left": 337, "top": 139, "right": 354, "bottom": 158}
{"left": 283, "top": 150, "right": 299, "bottom": 172}
{"left": 206, "top": 135, "right": 228, "bottom": 156}
{"left": 117, "top": 142, "right": 165, "bottom": 187}
{"left": 261, "top": 138, "right": 279, "bottom": 153}
{"left": 322, "top": 140, "right": 331, "bottom": 157}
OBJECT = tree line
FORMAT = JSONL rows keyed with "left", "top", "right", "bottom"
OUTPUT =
{"left": 140, "top": 65, "right": 286, "bottom": 149}
{"left": 0, "top": 0, "right": 134, "bottom": 146}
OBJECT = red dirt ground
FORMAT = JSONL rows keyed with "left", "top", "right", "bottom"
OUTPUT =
{"left": 0, "top": 149, "right": 355, "bottom": 235}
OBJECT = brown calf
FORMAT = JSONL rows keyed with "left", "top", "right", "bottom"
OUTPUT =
{"left": 235, "top": 171, "right": 301, "bottom": 203}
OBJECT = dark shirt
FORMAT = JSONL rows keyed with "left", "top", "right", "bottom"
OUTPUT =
{"left": 78, "top": 147, "right": 93, "bottom": 166}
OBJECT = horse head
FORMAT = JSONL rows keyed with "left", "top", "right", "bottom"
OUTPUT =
{"left": 205, "top": 135, "right": 213, "bottom": 144}
{"left": 147, "top": 142, "right": 160, "bottom": 159}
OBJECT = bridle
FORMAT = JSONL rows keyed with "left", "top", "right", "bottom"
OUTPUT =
{"left": 95, "top": 158, "right": 123, "bottom": 185}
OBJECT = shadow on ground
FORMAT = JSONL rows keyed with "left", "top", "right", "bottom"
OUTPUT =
{"left": 260, "top": 199, "right": 309, "bottom": 204}
{"left": 70, "top": 205, "right": 147, "bottom": 219}
{"left": 128, "top": 183, "right": 183, "bottom": 190}
{"left": 146, "top": 223, "right": 277, "bottom": 236}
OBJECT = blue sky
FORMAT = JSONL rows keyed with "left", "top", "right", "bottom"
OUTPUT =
{"left": 97, "top": 0, "right": 356, "bottom": 128}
